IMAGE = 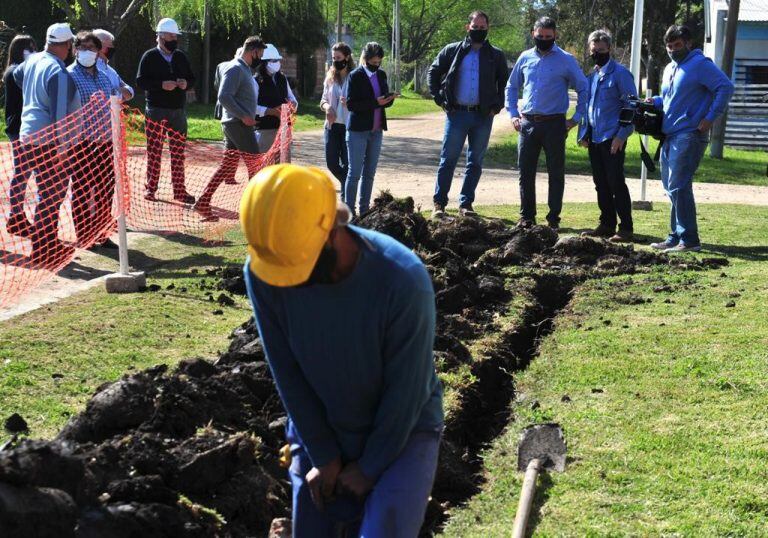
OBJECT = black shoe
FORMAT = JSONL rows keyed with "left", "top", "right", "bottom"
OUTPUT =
{"left": 516, "top": 218, "right": 535, "bottom": 229}
{"left": 6, "top": 213, "right": 33, "bottom": 237}
{"left": 144, "top": 191, "right": 157, "bottom": 201}
{"left": 609, "top": 230, "right": 633, "bottom": 243}
{"left": 99, "top": 238, "right": 119, "bottom": 249}
{"left": 432, "top": 202, "right": 446, "bottom": 219}
{"left": 459, "top": 204, "right": 478, "bottom": 217}
{"left": 547, "top": 221, "right": 560, "bottom": 232}
{"left": 174, "top": 192, "right": 196, "bottom": 204}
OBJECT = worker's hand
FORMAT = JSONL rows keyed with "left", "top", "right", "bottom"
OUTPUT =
{"left": 266, "top": 107, "right": 282, "bottom": 118}
{"left": 162, "top": 80, "right": 178, "bottom": 91}
{"left": 512, "top": 117, "right": 521, "bottom": 132}
{"left": 578, "top": 139, "right": 590, "bottom": 148}
{"left": 610, "top": 137, "right": 625, "bottom": 154}
{"left": 336, "top": 461, "right": 374, "bottom": 499}
{"left": 176, "top": 78, "right": 188, "bottom": 91}
{"left": 241, "top": 115, "right": 257, "bottom": 127}
{"left": 697, "top": 118, "right": 713, "bottom": 133}
{"left": 565, "top": 118, "right": 578, "bottom": 131}
{"left": 120, "top": 87, "right": 132, "bottom": 102}
{"left": 326, "top": 108, "right": 337, "bottom": 124}
{"left": 306, "top": 457, "right": 342, "bottom": 510}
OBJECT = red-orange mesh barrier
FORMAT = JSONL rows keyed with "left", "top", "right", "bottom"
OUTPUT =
{"left": 0, "top": 94, "right": 293, "bottom": 308}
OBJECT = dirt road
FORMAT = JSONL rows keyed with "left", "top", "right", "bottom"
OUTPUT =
{"left": 292, "top": 112, "right": 768, "bottom": 208}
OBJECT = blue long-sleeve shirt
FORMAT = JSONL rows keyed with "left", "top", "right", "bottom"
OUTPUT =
{"left": 578, "top": 59, "right": 636, "bottom": 143}
{"left": 454, "top": 47, "right": 480, "bottom": 106}
{"left": 505, "top": 44, "right": 588, "bottom": 121}
{"left": 244, "top": 225, "right": 444, "bottom": 481}
{"left": 651, "top": 49, "right": 734, "bottom": 136}
{"left": 14, "top": 51, "right": 80, "bottom": 144}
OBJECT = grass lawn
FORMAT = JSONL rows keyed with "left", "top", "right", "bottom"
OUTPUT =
{"left": 488, "top": 121, "right": 768, "bottom": 187}
{"left": 444, "top": 203, "right": 768, "bottom": 536}
{"left": 0, "top": 89, "right": 437, "bottom": 143}
{"left": 1, "top": 202, "right": 766, "bottom": 535}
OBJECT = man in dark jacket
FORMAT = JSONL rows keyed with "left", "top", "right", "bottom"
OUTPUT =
{"left": 136, "top": 17, "right": 196, "bottom": 203}
{"left": 428, "top": 10, "right": 508, "bottom": 217}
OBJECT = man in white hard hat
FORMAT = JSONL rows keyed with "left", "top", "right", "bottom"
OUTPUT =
{"left": 92, "top": 28, "right": 133, "bottom": 102}
{"left": 254, "top": 44, "right": 298, "bottom": 157}
{"left": 136, "top": 17, "right": 196, "bottom": 204}
{"left": 11, "top": 22, "right": 80, "bottom": 264}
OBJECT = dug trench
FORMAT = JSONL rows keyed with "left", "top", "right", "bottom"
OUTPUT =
{"left": 0, "top": 194, "right": 728, "bottom": 537}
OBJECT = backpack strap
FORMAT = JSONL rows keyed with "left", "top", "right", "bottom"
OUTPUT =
{"left": 638, "top": 135, "right": 656, "bottom": 173}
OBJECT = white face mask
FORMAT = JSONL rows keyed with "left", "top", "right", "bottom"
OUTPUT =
{"left": 266, "top": 61, "right": 281, "bottom": 75}
{"left": 22, "top": 49, "right": 33, "bottom": 61}
{"left": 77, "top": 50, "right": 98, "bottom": 68}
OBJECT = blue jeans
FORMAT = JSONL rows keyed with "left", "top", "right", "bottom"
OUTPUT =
{"left": 345, "top": 129, "right": 383, "bottom": 215}
{"left": 660, "top": 130, "right": 708, "bottom": 246}
{"left": 434, "top": 110, "right": 494, "bottom": 207}
{"left": 287, "top": 421, "right": 441, "bottom": 537}
{"left": 325, "top": 123, "right": 349, "bottom": 195}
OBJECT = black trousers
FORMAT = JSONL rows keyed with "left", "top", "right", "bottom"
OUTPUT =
{"left": 587, "top": 139, "right": 633, "bottom": 232}
{"left": 70, "top": 141, "right": 115, "bottom": 245}
{"left": 518, "top": 116, "right": 567, "bottom": 224}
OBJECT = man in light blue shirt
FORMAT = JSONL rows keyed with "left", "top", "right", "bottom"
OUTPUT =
{"left": 93, "top": 29, "right": 134, "bottom": 102}
{"left": 11, "top": 22, "right": 80, "bottom": 264}
{"left": 505, "top": 16, "right": 588, "bottom": 230}
{"left": 648, "top": 25, "right": 734, "bottom": 253}
{"left": 577, "top": 29, "right": 636, "bottom": 242}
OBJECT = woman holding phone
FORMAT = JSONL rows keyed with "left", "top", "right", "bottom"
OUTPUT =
{"left": 343, "top": 42, "right": 396, "bottom": 216}
{"left": 320, "top": 42, "right": 354, "bottom": 198}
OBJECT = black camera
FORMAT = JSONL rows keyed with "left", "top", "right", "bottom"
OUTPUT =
{"left": 619, "top": 96, "right": 664, "bottom": 139}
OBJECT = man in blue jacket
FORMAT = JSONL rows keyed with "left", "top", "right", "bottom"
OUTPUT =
{"left": 649, "top": 25, "right": 734, "bottom": 252}
{"left": 506, "top": 17, "right": 588, "bottom": 231}
{"left": 240, "top": 164, "right": 444, "bottom": 537}
{"left": 577, "top": 29, "right": 636, "bottom": 242}
{"left": 428, "top": 10, "right": 509, "bottom": 218}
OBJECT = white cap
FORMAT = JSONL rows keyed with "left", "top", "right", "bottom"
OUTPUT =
{"left": 262, "top": 44, "right": 282, "bottom": 60}
{"left": 156, "top": 18, "right": 181, "bottom": 35}
{"left": 46, "top": 23, "right": 74, "bottom": 44}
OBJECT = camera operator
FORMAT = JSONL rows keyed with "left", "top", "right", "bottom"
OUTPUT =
{"left": 647, "top": 25, "right": 734, "bottom": 253}
{"left": 578, "top": 30, "right": 636, "bottom": 243}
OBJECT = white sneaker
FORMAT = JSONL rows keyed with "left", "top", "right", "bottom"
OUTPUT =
{"left": 665, "top": 243, "right": 702, "bottom": 253}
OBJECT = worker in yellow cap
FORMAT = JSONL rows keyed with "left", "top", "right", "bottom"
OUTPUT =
{"left": 240, "top": 164, "right": 444, "bottom": 536}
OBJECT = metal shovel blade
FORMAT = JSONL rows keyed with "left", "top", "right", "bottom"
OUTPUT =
{"left": 517, "top": 423, "right": 567, "bottom": 472}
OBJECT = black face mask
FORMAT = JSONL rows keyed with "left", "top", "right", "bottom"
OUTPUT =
{"left": 306, "top": 245, "right": 338, "bottom": 285}
{"left": 333, "top": 59, "right": 347, "bottom": 71}
{"left": 668, "top": 48, "right": 689, "bottom": 64}
{"left": 105, "top": 47, "right": 116, "bottom": 61}
{"left": 591, "top": 51, "right": 610, "bottom": 67}
{"left": 163, "top": 39, "right": 178, "bottom": 52}
{"left": 468, "top": 29, "right": 488, "bottom": 44}
{"left": 365, "top": 62, "right": 380, "bottom": 72}
{"left": 250, "top": 55, "right": 261, "bottom": 69}
{"left": 65, "top": 45, "right": 74, "bottom": 65}
{"left": 534, "top": 37, "right": 555, "bottom": 52}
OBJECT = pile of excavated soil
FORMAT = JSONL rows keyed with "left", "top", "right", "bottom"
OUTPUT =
{"left": 0, "top": 193, "right": 725, "bottom": 537}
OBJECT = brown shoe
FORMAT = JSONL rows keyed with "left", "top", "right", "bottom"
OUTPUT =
{"left": 581, "top": 225, "right": 615, "bottom": 238}
{"left": 432, "top": 202, "right": 446, "bottom": 219}
{"left": 609, "top": 230, "right": 634, "bottom": 243}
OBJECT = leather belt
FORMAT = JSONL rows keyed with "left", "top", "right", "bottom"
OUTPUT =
{"left": 453, "top": 104, "right": 483, "bottom": 112}
{"left": 522, "top": 113, "right": 566, "bottom": 122}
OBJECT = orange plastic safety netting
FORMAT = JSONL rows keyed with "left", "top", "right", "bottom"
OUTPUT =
{"left": 0, "top": 92, "right": 293, "bottom": 308}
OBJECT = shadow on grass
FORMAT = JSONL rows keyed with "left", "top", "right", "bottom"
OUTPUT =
{"left": 526, "top": 471, "right": 555, "bottom": 537}
{"left": 701, "top": 244, "right": 768, "bottom": 262}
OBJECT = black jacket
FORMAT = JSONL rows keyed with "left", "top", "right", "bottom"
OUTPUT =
{"left": 256, "top": 70, "right": 289, "bottom": 130}
{"left": 3, "top": 64, "right": 23, "bottom": 138}
{"left": 136, "top": 48, "right": 196, "bottom": 109}
{"left": 428, "top": 38, "right": 508, "bottom": 114}
{"left": 345, "top": 66, "right": 393, "bottom": 132}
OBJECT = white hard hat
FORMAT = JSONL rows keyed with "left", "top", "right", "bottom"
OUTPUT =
{"left": 156, "top": 18, "right": 181, "bottom": 35}
{"left": 46, "top": 23, "right": 74, "bottom": 44}
{"left": 262, "top": 44, "right": 282, "bottom": 60}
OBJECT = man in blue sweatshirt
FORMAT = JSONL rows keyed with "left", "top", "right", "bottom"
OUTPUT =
{"left": 240, "top": 164, "right": 444, "bottom": 537}
{"left": 649, "top": 25, "right": 734, "bottom": 252}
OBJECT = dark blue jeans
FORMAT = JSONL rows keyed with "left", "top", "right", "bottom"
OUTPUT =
{"left": 660, "top": 130, "right": 708, "bottom": 246}
{"left": 434, "top": 110, "right": 494, "bottom": 207}
{"left": 7, "top": 136, "right": 32, "bottom": 218}
{"left": 517, "top": 116, "right": 567, "bottom": 224}
{"left": 325, "top": 123, "right": 349, "bottom": 196}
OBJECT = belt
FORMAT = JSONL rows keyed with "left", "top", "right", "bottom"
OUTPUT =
{"left": 453, "top": 104, "right": 483, "bottom": 112}
{"left": 522, "top": 113, "right": 566, "bottom": 122}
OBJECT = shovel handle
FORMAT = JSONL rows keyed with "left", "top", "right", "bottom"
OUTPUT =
{"left": 511, "top": 458, "right": 541, "bottom": 538}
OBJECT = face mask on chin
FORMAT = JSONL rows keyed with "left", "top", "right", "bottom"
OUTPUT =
{"left": 266, "top": 61, "right": 281, "bottom": 75}
{"left": 77, "top": 50, "right": 98, "bottom": 68}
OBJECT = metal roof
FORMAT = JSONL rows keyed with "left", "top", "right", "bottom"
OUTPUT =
{"left": 735, "top": 0, "right": 768, "bottom": 22}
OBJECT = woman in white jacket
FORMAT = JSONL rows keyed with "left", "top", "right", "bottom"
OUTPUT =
{"left": 320, "top": 42, "right": 353, "bottom": 198}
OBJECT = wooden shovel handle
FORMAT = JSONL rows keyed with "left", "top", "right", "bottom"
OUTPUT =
{"left": 511, "top": 458, "right": 541, "bottom": 538}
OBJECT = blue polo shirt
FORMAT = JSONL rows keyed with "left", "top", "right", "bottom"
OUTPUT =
{"left": 505, "top": 44, "right": 588, "bottom": 121}
{"left": 579, "top": 59, "right": 636, "bottom": 143}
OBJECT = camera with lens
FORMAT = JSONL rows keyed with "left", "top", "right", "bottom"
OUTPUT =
{"left": 619, "top": 96, "right": 664, "bottom": 139}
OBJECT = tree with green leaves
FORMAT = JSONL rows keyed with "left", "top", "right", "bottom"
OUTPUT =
{"left": 51, "top": 0, "right": 151, "bottom": 37}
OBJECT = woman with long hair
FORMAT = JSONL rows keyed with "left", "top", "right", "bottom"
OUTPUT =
{"left": 320, "top": 42, "right": 353, "bottom": 197}
{"left": 3, "top": 34, "right": 37, "bottom": 236}
{"left": 343, "top": 42, "right": 396, "bottom": 216}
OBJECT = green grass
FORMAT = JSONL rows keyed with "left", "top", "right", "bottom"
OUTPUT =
{"left": 444, "top": 203, "right": 768, "bottom": 536}
{"left": 488, "top": 123, "right": 768, "bottom": 186}
{"left": 1, "top": 89, "right": 436, "bottom": 143}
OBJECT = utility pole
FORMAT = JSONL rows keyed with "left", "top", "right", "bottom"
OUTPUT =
{"left": 336, "top": 0, "right": 343, "bottom": 44}
{"left": 202, "top": 0, "right": 211, "bottom": 104}
{"left": 710, "top": 0, "right": 740, "bottom": 158}
{"left": 392, "top": 0, "right": 401, "bottom": 92}
{"left": 629, "top": 0, "right": 652, "bottom": 210}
